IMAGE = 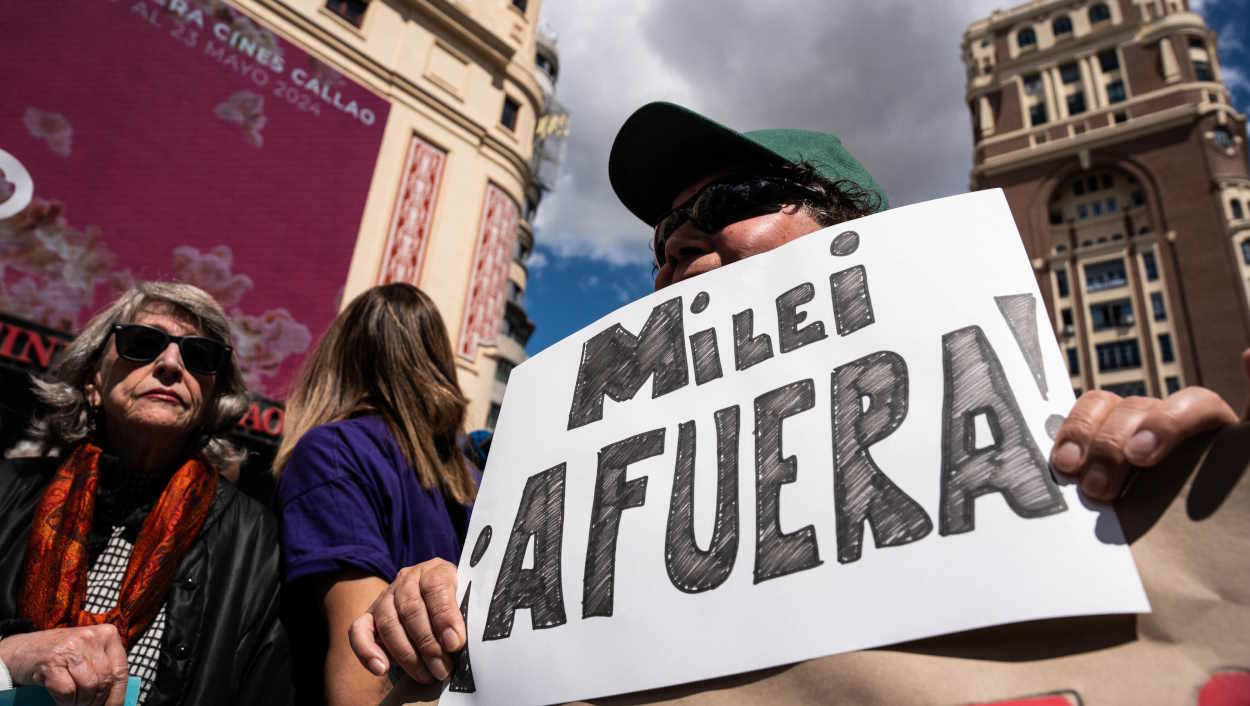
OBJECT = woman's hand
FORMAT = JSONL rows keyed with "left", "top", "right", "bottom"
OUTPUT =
{"left": 348, "top": 558, "right": 464, "bottom": 685}
{"left": 1051, "top": 348, "right": 1250, "bottom": 501}
{"left": 0, "top": 625, "right": 129, "bottom": 706}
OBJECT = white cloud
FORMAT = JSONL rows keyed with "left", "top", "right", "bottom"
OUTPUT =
{"left": 534, "top": 0, "right": 1003, "bottom": 266}
{"left": 526, "top": 250, "right": 549, "bottom": 271}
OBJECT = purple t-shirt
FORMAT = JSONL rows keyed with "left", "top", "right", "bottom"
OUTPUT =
{"left": 277, "top": 415, "right": 478, "bottom": 583}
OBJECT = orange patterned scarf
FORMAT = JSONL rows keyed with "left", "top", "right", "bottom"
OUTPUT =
{"left": 20, "top": 443, "right": 217, "bottom": 649}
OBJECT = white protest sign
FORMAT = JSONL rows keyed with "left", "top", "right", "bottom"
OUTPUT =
{"left": 443, "top": 190, "right": 1149, "bottom": 706}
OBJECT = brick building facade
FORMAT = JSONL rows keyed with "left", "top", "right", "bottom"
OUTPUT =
{"left": 963, "top": 0, "right": 1250, "bottom": 405}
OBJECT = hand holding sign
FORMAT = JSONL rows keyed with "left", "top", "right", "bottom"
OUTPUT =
{"left": 348, "top": 559, "right": 466, "bottom": 684}
{"left": 1052, "top": 373, "right": 1245, "bottom": 501}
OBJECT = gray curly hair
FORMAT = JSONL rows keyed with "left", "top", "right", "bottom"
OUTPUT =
{"left": 29, "top": 281, "right": 250, "bottom": 470}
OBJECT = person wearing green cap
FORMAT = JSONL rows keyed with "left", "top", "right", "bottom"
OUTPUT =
{"left": 344, "top": 101, "right": 1250, "bottom": 693}
{"left": 608, "top": 102, "right": 888, "bottom": 291}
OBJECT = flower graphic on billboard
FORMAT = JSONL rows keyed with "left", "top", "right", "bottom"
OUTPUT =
{"left": 24, "top": 108, "right": 72, "bottom": 157}
{"left": 172, "top": 244, "right": 253, "bottom": 307}
{"left": 215, "top": 91, "right": 267, "bottom": 148}
{"left": 0, "top": 277, "right": 83, "bottom": 332}
{"left": 230, "top": 308, "right": 312, "bottom": 395}
{"left": 170, "top": 245, "right": 310, "bottom": 395}
{"left": 0, "top": 198, "right": 118, "bottom": 330}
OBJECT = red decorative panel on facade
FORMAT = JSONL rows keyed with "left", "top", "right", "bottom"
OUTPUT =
{"left": 378, "top": 135, "right": 446, "bottom": 286}
{"left": 457, "top": 183, "right": 519, "bottom": 361}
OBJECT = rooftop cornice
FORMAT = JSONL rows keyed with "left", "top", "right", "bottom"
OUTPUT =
{"left": 964, "top": 0, "right": 1076, "bottom": 45}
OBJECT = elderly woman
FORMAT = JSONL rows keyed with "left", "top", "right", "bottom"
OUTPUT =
{"left": 0, "top": 282, "right": 292, "bottom": 706}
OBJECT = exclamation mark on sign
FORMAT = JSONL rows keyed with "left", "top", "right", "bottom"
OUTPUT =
{"left": 994, "top": 294, "right": 1049, "bottom": 400}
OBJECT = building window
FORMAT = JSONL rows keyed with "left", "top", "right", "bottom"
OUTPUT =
{"left": 1212, "top": 127, "right": 1234, "bottom": 150}
{"left": 495, "top": 359, "right": 515, "bottom": 383}
{"left": 1194, "top": 60, "right": 1214, "bottom": 82}
{"left": 1188, "top": 36, "right": 1206, "bottom": 49}
{"left": 1030, "top": 103, "right": 1048, "bottom": 126}
{"left": 1151, "top": 291, "right": 1167, "bottom": 321}
{"left": 1142, "top": 251, "right": 1159, "bottom": 281}
{"left": 1018, "top": 28, "right": 1037, "bottom": 49}
{"left": 1074, "top": 179, "right": 1086, "bottom": 196}
{"left": 500, "top": 97, "right": 521, "bottom": 131}
{"left": 1089, "top": 3, "right": 1112, "bottom": 24}
{"left": 1087, "top": 175, "right": 1099, "bottom": 192}
{"left": 1089, "top": 298, "right": 1135, "bottom": 330}
{"left": 1067, "top": 348, "right": 1080, "bottom": 375}
{"left": 1098, "top": 49, "right": 1120, "bottom": 72}
{"left": 1085, "top": 259, "right": 1128, "bottom": 291}
{"left": 1114, "top": 111, "right": 1128, "bottom": 124}
{"left": 1053, "top": 16, "right": 1073, "bottom": 36}
{"left": 1165, "top": 376, "right": 1181, "bottom": 394}
{"left": 1233, "top": 200, "right": 1245, "bottom": 220}
{"left": 1106, "top": 197, "right": 1118, "bottom": 213}
{"left": 325, "top": 0, "right": 368, "bottom": 26}
{"left": 1091, "top": 201, "right": 1103, "bottom": 217}
{"left": 1096, "top": 340, "right": 1142, "bottom": 372}
{"left": 1103, "top": 380, "right": 1147, "bottom": 396}
{"left": 1101, "top": 173, "right": 1113, "bottom": 189}
{"left": 1050, "top": 208, "right": 1065, "bottom": 225}
{"left": 1106, "top": 80, "right": 1126, "bottom": 104}
{"left": 1068, "top": 91, "right": 1087, "bottom": 115}
{"left": 1077, "top": 204, "right": 1088, "bottom": 219}
{"left": 1131, "top": 189, "right": 1144, "bottom": 207}
{"left": 486, "top": 402, "right": 502, "bottom": 430}
{"left": 1061, "top": 307, "right": 1074, "bottom": 328}
{"left": 1060, "top": 62, "right": 1081, "bottom": 84}
{"left": 535, "top": 52, "right": 557, "bottom": 82}
{"left": 1023, "top": 74, "right": 1044, "bottom": 96}
{"left": 1242, "top": 239, "right": 1250, "bottom": 265}
{"left": 1158, "top": 333, "right": 1175, "bottom": 363}
{"left": 1056, "top": 268, "right": 1070, "bottom": 297}
{"left": 512, "top": 0, "right": 528, "bottom": 12}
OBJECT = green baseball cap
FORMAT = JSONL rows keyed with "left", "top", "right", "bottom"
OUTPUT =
{"left": 609, "top": 101, "right": 888, "bottom": 227}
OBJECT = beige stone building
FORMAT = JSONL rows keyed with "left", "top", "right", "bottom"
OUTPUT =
{"left": 232, "top": 0, "right": 556, "bottom": 428}
{"left": 962, "top": 0, "right": 1250, "bottom": 405}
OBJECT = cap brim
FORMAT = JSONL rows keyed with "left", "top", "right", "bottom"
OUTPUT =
{"left": 609, "top": 102, "right": 789, "bottom": 227}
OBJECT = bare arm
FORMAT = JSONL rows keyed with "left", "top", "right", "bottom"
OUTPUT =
{"left": 321, "top": 573, "right": 394, "bottom": 706}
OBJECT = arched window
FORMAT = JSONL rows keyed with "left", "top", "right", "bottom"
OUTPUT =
{"left": 1213, "top": 127, "right": 1235, "bottom": 150}
{"left": 1089, "top": 3, "right": 1111, "bottom": 24}
{"left": 1053, "top": 16, "right": 1073, "bottom": 36}
{"left": 1017, "top": 27, "right": 1037, "bottom": 49}
{"left": 1233, "top": 199, "right": 1245, "bottom": 220}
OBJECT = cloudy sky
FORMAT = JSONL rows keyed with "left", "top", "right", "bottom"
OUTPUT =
{"left": 523, "top": 0, "right": 1250, "bottom": 354}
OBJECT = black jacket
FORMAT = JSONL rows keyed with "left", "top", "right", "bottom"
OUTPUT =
{"left": 0, "top": 456, "right": 294, "bottom": 706}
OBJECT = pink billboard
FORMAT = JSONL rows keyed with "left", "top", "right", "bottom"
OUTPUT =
{"left": 0, "top": 0, "right": 390, "bottom": 399}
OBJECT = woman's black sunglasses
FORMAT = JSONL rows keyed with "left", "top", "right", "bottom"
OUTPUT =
{"left": 110, "top": 324, "right": 232, "bottom": 376}
{"left": 652, "top": 175, "right": 820, "bottom": 268}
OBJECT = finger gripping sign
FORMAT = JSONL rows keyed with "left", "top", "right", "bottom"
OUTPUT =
{"left": 446, "top": 191, "right": 1149, "bottom": 706}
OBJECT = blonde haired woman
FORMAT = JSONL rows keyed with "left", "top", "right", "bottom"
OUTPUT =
{"left": 275, "top": 283, "right": 479, "bottom": 706}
